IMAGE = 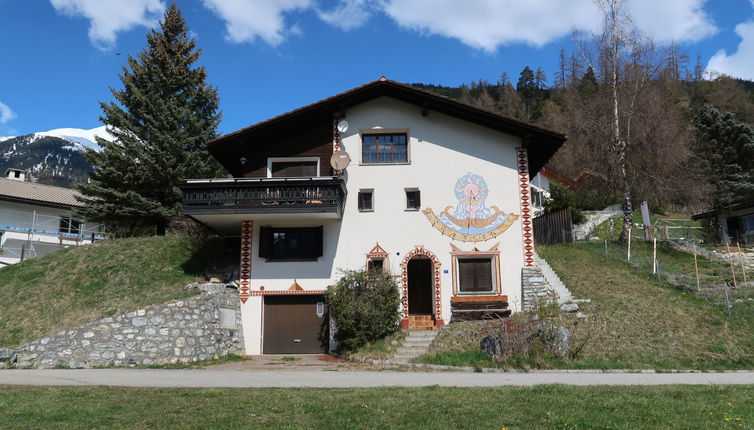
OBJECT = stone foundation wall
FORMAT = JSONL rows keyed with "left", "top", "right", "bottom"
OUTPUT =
{"left": 522, "top": 267, "right": 555, "bottom": 311}
{"left": 13, "top": 284, "right": 243, "bottom": 368}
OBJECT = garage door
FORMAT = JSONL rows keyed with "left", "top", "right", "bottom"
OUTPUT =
{"left": 263, "top": 295, "right": 328, "bottom": 354}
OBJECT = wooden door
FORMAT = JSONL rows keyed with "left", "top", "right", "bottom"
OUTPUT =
{"left": 263, "top": 295, "right": 328, "bottom": 354}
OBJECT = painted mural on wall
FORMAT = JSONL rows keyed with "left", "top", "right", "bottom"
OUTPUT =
{"left": 423, "top": 173, "right": 519, "bottom": 242}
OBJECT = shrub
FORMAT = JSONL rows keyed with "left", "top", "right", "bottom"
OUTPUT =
{"left": 326, "top": 270, "right": 401, "bottom": 352}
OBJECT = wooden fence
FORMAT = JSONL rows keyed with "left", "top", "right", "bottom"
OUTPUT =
{"left": 533, "top": 208, "right": 573, "bottom": 245}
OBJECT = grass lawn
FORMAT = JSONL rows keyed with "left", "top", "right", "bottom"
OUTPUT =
{"left": 0, "top": 235, "right": 217, "bottom": 347}
{"left": 419, "top": 243, "right": 754, "bottom": 370}
{"left": 1, "top": 385, "right": 753, "bottom": 429}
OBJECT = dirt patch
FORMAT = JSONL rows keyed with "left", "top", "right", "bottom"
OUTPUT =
{"left": 204, "top": 354, "right": 401, "bottom": 371}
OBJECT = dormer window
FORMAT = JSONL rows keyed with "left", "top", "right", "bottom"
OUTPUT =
{"left": 362, "top": 133, "right": 408, "bottom": 164}
{"left": 267, "top": 157, "right": 319, "bottom": 178}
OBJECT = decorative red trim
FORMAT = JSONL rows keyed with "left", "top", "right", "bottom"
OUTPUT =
{"left": 239, "top": 220, "right": 253, "bottom": 303}
{"left": 400, "top": 246, "right": 442, "bottom": 321}
{"left": 516, "top": 147, "right": 535, "bottom": 267}
{"left": 249, "top": 290, "right": 327, "bottom": 296}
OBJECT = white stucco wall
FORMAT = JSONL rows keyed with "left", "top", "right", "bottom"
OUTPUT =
{"left": 239, "top": 97, "right": 529, "bottom": 354}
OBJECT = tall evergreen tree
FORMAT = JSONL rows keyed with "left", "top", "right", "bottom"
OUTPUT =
{"left": 77, "top": 4, "right": 222, "bottom": 234}
{"left": 692, "top": 105, "right": 754, "bottom": 213}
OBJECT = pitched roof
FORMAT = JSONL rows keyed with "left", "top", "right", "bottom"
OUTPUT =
{"left": 0, "top": 178, "right": 84, "bottom": 209}
{"left": 208, "top": 78, "right": 567, "bottom": 177}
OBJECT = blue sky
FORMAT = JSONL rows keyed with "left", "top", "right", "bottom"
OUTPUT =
{"left": 1, "top": 0, "right": 753, "bottom": 137}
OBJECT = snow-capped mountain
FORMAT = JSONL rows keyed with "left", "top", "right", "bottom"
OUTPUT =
{"left": 0, "top": 126, "right": 112, "bottom": 187}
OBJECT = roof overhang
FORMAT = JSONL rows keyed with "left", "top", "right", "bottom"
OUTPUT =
{"left": 208, "top": 78, "right": 567, "bottom": 177}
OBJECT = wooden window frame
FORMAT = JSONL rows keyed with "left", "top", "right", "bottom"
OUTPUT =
{"left": 405, "top": 188, "right": 421, "bottom": 211}
{"left": 358, "top": 189, "right": 374, "bottom": 212}
{"left": 450, "top": 244, "right": 502, "bottom": 296}
{"left": 266, "top": 156, "right": 320, "bottom": 178}
{"left": 360, "top": 132, "right": 410, "bottom": 165}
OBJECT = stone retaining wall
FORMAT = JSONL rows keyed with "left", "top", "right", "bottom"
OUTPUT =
{"left": 521, "top": 267, "right": 556, "bottom": 311}
{"left": 13, "top": 284, "right": 243, "bottom": 368}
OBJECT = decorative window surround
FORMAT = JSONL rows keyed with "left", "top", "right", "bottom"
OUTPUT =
{"left": 365, "top": 243, "right": 390, "bottom": 273}
{"left": 450, "top": 243, "right": 502, "bottom": 296}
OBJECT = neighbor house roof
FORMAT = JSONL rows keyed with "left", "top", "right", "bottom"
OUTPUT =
{"left": 208, "top": 77, "right": 567, "bottom": 177}
{"left": 0, "top": 178, "right": 84, "bottom": 209}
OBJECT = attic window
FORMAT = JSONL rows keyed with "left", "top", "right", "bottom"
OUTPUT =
{"left": 267, "top": 157, "right": 319, "bottom": 178}
{"left": 14, "top": 171, "right": 20, "bottom": 178}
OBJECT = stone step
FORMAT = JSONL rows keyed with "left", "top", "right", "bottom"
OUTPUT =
{"left": 406, "top": 332, "right": 438, "bottom": 338}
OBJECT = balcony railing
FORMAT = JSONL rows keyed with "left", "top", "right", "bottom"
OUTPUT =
{"left": 180, "top": 177, "right": 346, "bottom": 216}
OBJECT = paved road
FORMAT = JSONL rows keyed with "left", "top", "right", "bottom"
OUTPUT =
{"left": 3, "top": 369, "right": 754, "bottom": 388}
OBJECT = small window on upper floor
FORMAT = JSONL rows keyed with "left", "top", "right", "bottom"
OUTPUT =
{"left": 267, "top": 157, "right": 319, "bottom": 178}
{"left": 405, "top": 189, "right": 421, "bottom": 210}
{"left": 358, "top": 189, "right": 374, "bottom": 211}
{"left": 362, "top": 133, "right": 408, "bottom": 164}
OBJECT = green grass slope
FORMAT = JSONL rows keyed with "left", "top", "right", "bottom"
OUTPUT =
{"left": 537, "top": 244, "right": 754, "bottom": 369}
{"left": 0, "top": 235, "right": 209, "bottom": 347}
{"left": 420, "top": 243, "right": 754, "bottom": 370}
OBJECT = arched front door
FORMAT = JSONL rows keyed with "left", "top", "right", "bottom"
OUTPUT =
{"left": 407, "top": 255, "right": 433, "bottom": 315}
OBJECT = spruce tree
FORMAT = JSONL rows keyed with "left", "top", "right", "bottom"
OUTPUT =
{"left": 692, "top": 105, "right": 754, "bottom": 212}
{"left": 77, "top": 3, "right": 222, "bottom": 234}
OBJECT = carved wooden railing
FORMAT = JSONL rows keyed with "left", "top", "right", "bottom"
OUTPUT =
{"left": 181, "top": 177, "right": 346, "bottom": 215}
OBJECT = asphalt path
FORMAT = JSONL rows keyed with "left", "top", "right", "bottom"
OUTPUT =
{"left": 3, "top": 369, "right": 754, "bottom": 388}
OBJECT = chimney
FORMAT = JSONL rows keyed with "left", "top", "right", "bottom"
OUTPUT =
{"left": 5, "top": 168, "right": 27, "bottom": 182}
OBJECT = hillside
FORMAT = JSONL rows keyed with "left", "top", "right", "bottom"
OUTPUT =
{"left": 420, "top": 243, "right": 754, "bottom": 370}
{"left": 0, "top": 235, "right": 218, "bottom": 347}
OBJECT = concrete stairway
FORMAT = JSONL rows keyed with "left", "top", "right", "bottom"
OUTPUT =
{"left": 391, "top": 330, "right": 438, "bottom": 364}
{"left": 533, "top": 251, "right": 573, "bottom": 304}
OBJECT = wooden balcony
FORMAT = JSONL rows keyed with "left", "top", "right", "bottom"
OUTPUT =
{"left": 180, "top": 177, "right": 346, "bottom": 216}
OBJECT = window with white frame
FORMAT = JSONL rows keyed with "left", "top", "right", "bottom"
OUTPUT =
{"left": 267, "top": 157, "right": 320, "bottom": 178}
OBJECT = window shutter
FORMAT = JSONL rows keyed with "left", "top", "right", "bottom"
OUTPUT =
{"left": 314, "top": 225, "right": 324, "bottom": 258}
{"left": 476, "top": 259, "right": 492, "bottom": 291}
{"left": 258, "top": 226, "right": 271, "bottom": 258}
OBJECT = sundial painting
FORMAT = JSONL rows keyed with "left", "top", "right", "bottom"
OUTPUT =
{"left": 423, "top": 173, "right": 519, "bottom": 242}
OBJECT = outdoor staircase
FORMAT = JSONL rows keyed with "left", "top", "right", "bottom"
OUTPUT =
{"left": 407, "top": 315, "right": 435, "bottom": 330}
{"left": 391, "top": 330, "right": 438, "bottom": 364}
{"left": 533, "top": 251, "right": 573, "bottom": 304}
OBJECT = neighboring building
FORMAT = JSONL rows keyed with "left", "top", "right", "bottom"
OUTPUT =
{"left": 571, "top": 169, "right": 611, "bottom": 195}
{"left": 530, "top": 166, "right": 574, "bottom": 216}
{"left": 181, "top": 78, "right": 566, "bottom": 355}
{"left": 0, "top": 168, "right": 106, "bottom": 265}
{"left": 693, "top": 201, "right": 754, "bottom": 245}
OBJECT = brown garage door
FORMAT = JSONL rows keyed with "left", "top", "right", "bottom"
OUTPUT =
{"left": 263, "top": 295, "right": 328, "bottom": 354}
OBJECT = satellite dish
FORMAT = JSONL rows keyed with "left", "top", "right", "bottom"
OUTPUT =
{"left": 330, "top": 150, "right": 351, "bottom": 171}
{"left": 336, "top": 120, "right": 349, "bottom": 133}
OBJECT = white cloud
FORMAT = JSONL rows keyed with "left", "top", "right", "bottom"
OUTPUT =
{"left": 706, "top": 1, "right": 754, "bottom": 80}
{"left": 50, "top": 0, "right": 164, "bottom": 50}
{"left": 629, "top": 0, "right": 716, "bottom": 43}
{"left": 202, "top": 0, "right": 312, "bottom": 45}
{"left": 0, "top": 101, "right": 16, "bottom": 124}
{"left": 317, "top": 0, "right": 374, "bottom": 31}
{"left": 375, "top": 0, "right": 716, "bottom": 52}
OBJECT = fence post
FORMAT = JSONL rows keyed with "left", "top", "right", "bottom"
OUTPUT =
{"left": 693, "top": 242, "right": 700, "bottom": 291}
{"left": 737, "top": 242, "right": 748, "bottom": 284}
{"left": 652, "top": 237, "right": 657, "bottom": 274}
{"left": 605, "top": 239, "right": 609, "bottom": 258}
{"left": 726, "top": 242, "right": 738, "bottom": 288}
{"left": 627, "top": 227, "right": 632, "bottom": 262}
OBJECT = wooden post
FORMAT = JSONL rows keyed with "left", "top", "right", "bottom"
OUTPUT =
{"left": 664, "top": 225, "right": 670, "bottom": 241}
{"left": 726, "top": 242, "right": 738, "bottom": 288}
{"left": 737, "top": 242, "right": 748, "bottom": 284}
{"left": 627, "top": 227, "right": 632, "bottom": 262}
{"left": 693, "top": 243, "right": 700, "bottom": 291}
{"left": 652, "top": 237, "right": 657, "bottom": 274}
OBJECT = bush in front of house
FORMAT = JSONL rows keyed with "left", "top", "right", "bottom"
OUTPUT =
{"left": 326, "top": 270, "right": 401, "bottom": 352}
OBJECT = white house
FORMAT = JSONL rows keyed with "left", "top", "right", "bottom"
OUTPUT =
{"left": 181, "top": 78, "right": 566, "bottom": 355}
{"left": 0, "top": 168, "right": 106, "bottom": 265}
{"left": 530, "top": 166, "right": 574, "bottom": 216}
